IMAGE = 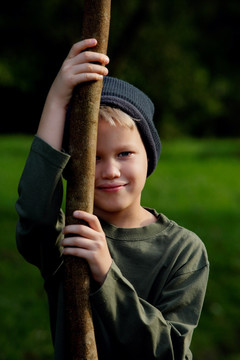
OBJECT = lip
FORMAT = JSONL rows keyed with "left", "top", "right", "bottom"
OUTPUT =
{"left": 96, "top": 182, "right": 127, "bottom": 192}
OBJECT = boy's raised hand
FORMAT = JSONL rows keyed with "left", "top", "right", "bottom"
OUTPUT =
{"left": 61, "top": 210, "right": 113, "bottom": 285}
{"left": 37, "top": 39, "right": 109, "bottom": 151}
{"left": 51, "top": 38, "right": 109, "bottom": 109}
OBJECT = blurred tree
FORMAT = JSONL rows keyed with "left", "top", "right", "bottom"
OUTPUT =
{"left": 0, "top": 0, "right": 239, "bottom": 137}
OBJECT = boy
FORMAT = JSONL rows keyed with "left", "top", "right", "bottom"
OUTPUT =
{"left": 16, "top": 39, "right": 209, "bottom": 359}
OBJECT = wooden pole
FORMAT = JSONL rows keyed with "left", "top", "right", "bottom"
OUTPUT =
{"left": 64, "top": 1, "right": 111, "bottom": 359}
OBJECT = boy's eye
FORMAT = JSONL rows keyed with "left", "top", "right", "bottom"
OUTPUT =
{"left": 118, "top": 151, "right": 132, "bottom": 157}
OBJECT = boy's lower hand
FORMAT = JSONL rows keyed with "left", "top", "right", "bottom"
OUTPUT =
{"left": 61, "top": 210, "right": 112, "bottom": 285}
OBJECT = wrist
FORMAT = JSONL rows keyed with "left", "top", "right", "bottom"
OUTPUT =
{"left": 37, "top": 96, "right": 67, "bottom": 151}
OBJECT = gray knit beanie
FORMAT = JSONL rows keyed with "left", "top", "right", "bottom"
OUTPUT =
{"left": 101, "top": 76, "right": 161, "bottom": 176}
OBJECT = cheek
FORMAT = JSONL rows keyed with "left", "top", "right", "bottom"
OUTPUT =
{"left": 137, "top": 151, "right": 148, "bottom": 176}
{"left": 127, "top": 157, "right": 148, "bottom": 183}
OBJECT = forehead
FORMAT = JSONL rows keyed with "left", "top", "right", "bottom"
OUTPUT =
{"left": 97, "top": 119, "right": 145, "bottom": 148}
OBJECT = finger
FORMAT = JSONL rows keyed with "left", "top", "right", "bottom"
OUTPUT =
{"left": 62, "top": 238, "right": 92, "bottom": 261}
{"left": 72, "top": 51, "right": 110, "bottom": 66}
{"left": 63, "top": 223, "right": 100, "bottom": 241}
{"left": 64, "top": 71, "right": 107, "bottom": 89}
{"left": 61, "top": 236, "right": 104, "bottom": 259}
{"left": 73, "top": 72, "right": 105, "bottom": 84}
{"left": 61, "top": 235, "right": 107, "bottom": 263}
{"left": 72, "top": 63, "right": 109, "bottom": 77}
{"left": 61, "top": 235, "right": 92, "bottom": 249}
{"left": 67, "top": 38, "right": 97, "bottom": 59}
{"left": 68, "top": 51, "right": 110, "bottom": 70}
{"left": 73, "top": 210, "right": 103, "bottom": 232}
{"left": 62, "top": 243, "right": 92, "bottom": 260}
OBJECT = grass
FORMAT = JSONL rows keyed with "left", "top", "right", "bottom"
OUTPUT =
{"left": 0, "top": 134, "right": 240, "bottom": 359}
{"left": 0, "top": 135, "right": 53, "bottom": 360}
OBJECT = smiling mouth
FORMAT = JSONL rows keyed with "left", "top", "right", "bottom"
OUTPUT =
{"left": 97, "top": 183, "right": 127, "bottom": 192}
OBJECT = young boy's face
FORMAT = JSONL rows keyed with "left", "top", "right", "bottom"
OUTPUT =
{"left": 94, "top": 119, "right": 148, "bottom": 224}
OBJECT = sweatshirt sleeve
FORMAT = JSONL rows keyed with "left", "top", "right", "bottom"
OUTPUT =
{"left": 16, "top": 136, "right": 70, "bottom": 279}
{"left": 90, "top": 242, "right": 209, "bottom": 360}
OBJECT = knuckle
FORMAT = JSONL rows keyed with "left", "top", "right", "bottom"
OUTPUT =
{"left": 61, "top": 64, "right": 75, "bottom": 84}
{"left": 63, "top": 236, "right": 77, "bottom": 247}
{"left": 95, "top": 237, "right": 105, "bottom": 251}
{"left": 61, "top": 61, "right": 69, "bottom": 74}
{"left": 95, "top": 241, "right": 102, "bottom": 251}
{"left": 86, "top": 63, "right": 94, "bottom": 72}
{"left": 66, "top": 247, "right": 80, "bottom": 257}
{"left": 84, "top": 73, "right": 93, "bottom": 81}
{"left": 72, "top": 238, "right": 79, "bottom": 247}
{"left": 83, "top": 51, "right": 91, "bottom": 61}
{"left": 92, "top": 214, "right": 99, "bottom": 222}
{"left": 72, "top": 42, "right": 79, "bottom": 52}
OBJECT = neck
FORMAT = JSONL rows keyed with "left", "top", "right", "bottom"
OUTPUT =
{"left": 94, "top": 206, "right": 157, "bottom": 228}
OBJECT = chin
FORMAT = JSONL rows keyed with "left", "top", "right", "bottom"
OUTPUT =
{"left": 96, "top": 204, "right": 125, "bottom": 214}
{"left": 94, "top": 200, "right": 129, "bottom": 215}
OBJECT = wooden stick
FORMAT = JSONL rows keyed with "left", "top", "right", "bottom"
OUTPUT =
{"left": 64, "top": 0, "right": 111, "bottom": 359}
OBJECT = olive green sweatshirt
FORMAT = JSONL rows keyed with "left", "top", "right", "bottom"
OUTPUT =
{"left": 16, "top": 136, "right": 209, "bottom": 359}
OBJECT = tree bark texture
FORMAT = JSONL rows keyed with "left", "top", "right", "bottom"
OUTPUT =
{"left": 64, "top": 1, "right": 111, "bottom": 359}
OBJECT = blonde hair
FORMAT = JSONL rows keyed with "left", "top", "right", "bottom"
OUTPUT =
{"left": 99, "top": 105, "right": 137, "bottom": 129}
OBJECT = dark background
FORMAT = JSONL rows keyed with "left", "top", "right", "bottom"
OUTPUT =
{"left": 1, "top": 2, "right": 240, "bottom": 359}
{"left": 1, "top": 0, "right": 239, "bottom": 137}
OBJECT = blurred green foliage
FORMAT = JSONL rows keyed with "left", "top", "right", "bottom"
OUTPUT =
{"left": 0, "top": 0, "right": 239, "bottom": 136}
{"left": 1, "top": 135, "right": 240, "bottom": 359}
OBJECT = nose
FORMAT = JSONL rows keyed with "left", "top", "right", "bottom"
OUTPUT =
{"left": 101, "top": 158, "right": 120, "bottom": 179}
